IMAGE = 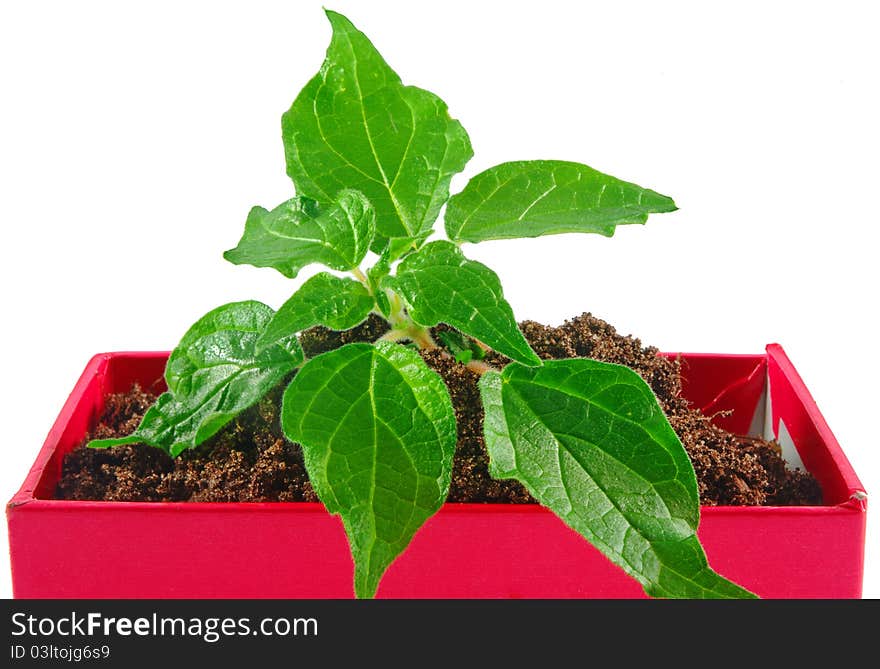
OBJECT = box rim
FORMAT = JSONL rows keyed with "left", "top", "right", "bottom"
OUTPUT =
{"left": 765, "top": 343, "right": 866, "bottom": 508}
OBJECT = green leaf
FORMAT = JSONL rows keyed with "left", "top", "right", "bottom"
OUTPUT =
{"left": 366, "top": 241, "right": 394, "bottom": 294}
{"left": 383, "top": 241, "right": 541, "bottom": 366}
{"left": 480, "top": 361, "right": 756, "bottom": 599}
{"left": 454, "top": 350, "right": 473, "bottom": 364}
{"left": 436, "top": 329, "right": 485, "bottom": 362}
{"left": 89, "top": 301, "right": 303, "bottom": 457}
{"left": 445, "top": 160, "right": 677, "bottom": 243}
{"left": 282, "top": 10, "right": 473, "bottom": 252}
{"left": 257, "top": 273, "right": 375, "bottom": 351}
{"left": 374, "top": 290, "right": 392, "bottom": 319}
{"left": 224, "top": 189, "right": 375, "bottom": 278}
{"left": 282, "top": 341, "right": 456, "bottom": 598}
{"left": 367, "top": 244, "right": 394, "bottom": 317}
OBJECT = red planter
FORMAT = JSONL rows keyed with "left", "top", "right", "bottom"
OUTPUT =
{"left": 7, "top": 347, "right": 867, "bottom": 598}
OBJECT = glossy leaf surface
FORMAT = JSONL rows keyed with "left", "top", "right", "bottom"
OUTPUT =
{"left": 283, "top": 10, "right": 472, "bottom": 253}
{"left": 384, "top": 241, "right": 541, "bottom": 366}
{"left": 446, "top": 160, "right": 677, "bottom": 243}
{"left": 257, "top": 273, "right": 375, "bottom": 351}
{"left": 224, "top": 189, "right": 375, "bottom": 278}
{"left": 90, "top": 301, "right": 303, "bottom": 456}
{"left": 282, "top": 341, "right": 457, "bottom": 598}
{"left": 480, "top": 359, "right": 755, "bottom": 599}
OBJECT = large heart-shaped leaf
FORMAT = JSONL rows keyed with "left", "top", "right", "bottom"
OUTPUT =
{"left": 282, "top": 10, "right": 473, "bottom": 254}
{"left": 89, "top": 301, "right": 303, "bottom": 456}
{"left": 480, "top": 359, "right": 755, "bottom": 598}
{"left": 224, "top": 189, "right": 375, "bottom": 278}
{"left": 446, "top": 160, "right": 677, "bottom": 243}
{"left": 282, "top": 341, "right": 457, "bottom": 598}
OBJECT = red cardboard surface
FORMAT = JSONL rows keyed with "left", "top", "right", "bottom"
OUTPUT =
{"left": 7, "top": 349, "right": 867, "bottom": 598}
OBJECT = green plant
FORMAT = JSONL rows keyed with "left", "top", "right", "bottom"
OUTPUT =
{"left": 89, "top": 9, "right": 754, "bottom": 599}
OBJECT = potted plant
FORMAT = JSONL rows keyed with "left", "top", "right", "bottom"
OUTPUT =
{"left": 6, "top": 9, "right": 866, "bottom": 599}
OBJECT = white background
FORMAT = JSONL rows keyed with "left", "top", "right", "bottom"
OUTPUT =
{"left": 1, "top": 0, "right": 877, "bottom": 597}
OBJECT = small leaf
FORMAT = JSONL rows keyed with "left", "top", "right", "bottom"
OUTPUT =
{"left": 89, "top": 301, "right": 303, "bottom": 457}
{"left": 282, "top": 341, "right": 456, "bottom": 598}
{"left": 480, "top": 360, "right": 756, "bottom": 599}
{"left": 366, "top": 242, "right": 394, "bottom": 295}
{"left": 366, "top": 242, "right": 396, "bottom": 317}
{"left": 367, "top": 247, "right": 394, "bottom": 318}
{"left": 446, "top": 160, "right": 677, "bottom": 243}
{"left": 283, "top": 10, "right": 473, "bottom": 252}
{"left": 224, "top": 189, "right": 375, "bottom": 278}
{"left": 374, "top": 291, "right": 392, "bottom": 318}
{"left": 454, "top": 349, "right": 473, "bottom": 364}
{"left": 383, "top": 241, "right": 541, "bottom": 366}
{"left": 437, "top": 329, "right": 484, "bottom": 362}
{"left": 257, "top": 273, "right": 375, "bottom": 351}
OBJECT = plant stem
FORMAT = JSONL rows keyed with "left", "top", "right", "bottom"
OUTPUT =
{"left": 387, "top": 291, "right": 405, "bottom": 323}
{"left": 351, "top": 267, "right": 372, "bottom": 294}
{"left": 464, "top": 359, "right": 492, "bottom": 375}
{"left": 377, "top": 287, "right": 434, "bottom": 348}
{"left": 379, "top": 298, "right": 493, "bottom": 373}
{"left": 378, "top": 286, "right": 442, "bottom": 352}
{"left": 377, "top": 329, "right": 408, "bottom": 343}
{"left": 410, "top": 327, "right": 438, "bottom": 350}
{"left": 473, "top": 339, "right": 491, "bottom": 353}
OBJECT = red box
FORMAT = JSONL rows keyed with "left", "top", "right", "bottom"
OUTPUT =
{"left": 6, "top": 346, "right": 867, "bottom": 598}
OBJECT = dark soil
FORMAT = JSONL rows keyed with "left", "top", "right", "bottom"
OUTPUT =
{"left": 56, "top": 313, "right": 821, "bottom": 506}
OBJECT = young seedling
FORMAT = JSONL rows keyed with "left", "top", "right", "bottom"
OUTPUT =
{"left": 90, "top": 10, "right": 755, "bottom": 599}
